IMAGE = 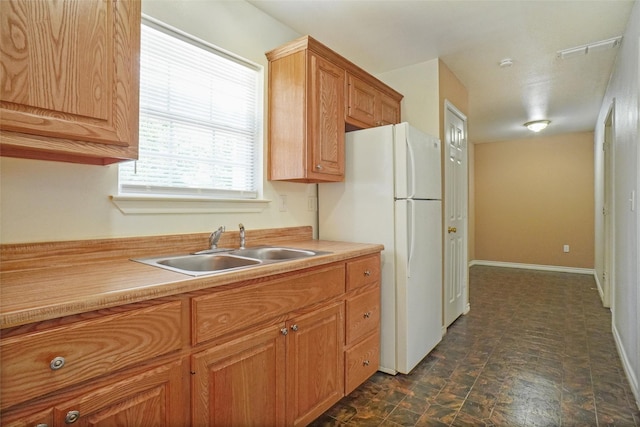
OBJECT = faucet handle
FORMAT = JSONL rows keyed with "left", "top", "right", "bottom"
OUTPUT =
{"left": 209, "top": 226, "right": 225, "bottom": 249}
{"left": 238, "top": 223, "right": 246, "bottom": 249}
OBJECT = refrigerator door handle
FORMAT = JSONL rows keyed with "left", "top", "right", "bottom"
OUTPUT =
{"left": 406, "top": 137, "right": 416, "bottom": 198}
{"left": 407, "top": 199, "right": 415, "bottom": 278}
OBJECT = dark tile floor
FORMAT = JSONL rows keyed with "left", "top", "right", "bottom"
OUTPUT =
{"left": 312, "top": 266, "right": 640, "bottom": 426}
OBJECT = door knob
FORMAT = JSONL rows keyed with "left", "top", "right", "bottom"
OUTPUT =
{"left": 447, "top": 226, "right": 457, "bottom": 233}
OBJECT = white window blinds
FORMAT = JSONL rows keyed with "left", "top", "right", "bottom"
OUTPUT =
{"left": 119, "top": 19, "right": 261, "bottom": 199}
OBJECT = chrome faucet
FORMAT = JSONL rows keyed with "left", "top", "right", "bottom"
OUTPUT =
{"left": 239, "top": 223, "right": 246, "bottom": 249}
{"left": 209, "top": 226, "right": 225, "bottom": 249}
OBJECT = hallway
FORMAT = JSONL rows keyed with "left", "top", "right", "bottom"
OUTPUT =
{"left": 312, "top": 266, "right": 640, "bottom": 426}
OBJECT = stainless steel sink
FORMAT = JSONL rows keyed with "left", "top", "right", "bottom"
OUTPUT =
{"left": 230, "top": 246, "right": 319, "bottom": 260}
{"left": 134, "top": 253, "right": 261, "bottom": 276}
{"left": 133, "top": 246, "right": 329, "bottom": 276}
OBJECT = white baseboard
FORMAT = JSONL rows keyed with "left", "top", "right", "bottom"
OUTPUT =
{"left": 593, "top": 272, "right": 605, "bottom": 301}
{"left": 612, "top": 323, "right": 640, "bottom": 410}
{"left": 469, "top": 260, "right": 595, "bottom": 276}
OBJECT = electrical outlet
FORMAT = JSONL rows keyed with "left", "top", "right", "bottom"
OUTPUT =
{"left": 279, "top": 195, "right": 287, "bottom": 212}
{"left": 307, "top": 196, "right": 317, "bottom": 212}
{"left": 563, "top": 245, "right": 570, "bottom": 253}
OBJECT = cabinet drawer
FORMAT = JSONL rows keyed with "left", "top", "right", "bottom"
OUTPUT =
{"left": 345, "top": 285, "right": 380, "bottom": 345}
{"left": 0, "top": 301, "right": 182, "bottom": 410}
{"left": 192, "top": 264, "right": 345, "bottom": 345}
{"left": 346, "top": 254, "right": 380, "bottom": 291}
{"left": 345, "top": 331, "right": 379, "bottom": 394}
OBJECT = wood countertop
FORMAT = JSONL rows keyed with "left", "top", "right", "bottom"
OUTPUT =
{"left": 0, "top": 227, "right": 383, "bottom": 329}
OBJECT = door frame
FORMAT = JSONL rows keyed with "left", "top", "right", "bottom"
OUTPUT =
{"left": 602, "top": 100, "right": 616, "bottom": 309}
{"left": 443, "top": 99, "right": 469, "bottom": 328}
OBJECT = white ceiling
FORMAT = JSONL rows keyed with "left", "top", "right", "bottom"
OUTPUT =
{"left": 248, "top": 0, "right": 635, "bottom": 142}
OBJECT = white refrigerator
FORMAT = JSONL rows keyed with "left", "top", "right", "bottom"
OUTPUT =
{"left": 318, "top": 122, "right": 442, "bottom": 375}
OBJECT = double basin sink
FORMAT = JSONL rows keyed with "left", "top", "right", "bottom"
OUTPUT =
{"left": 134, "top": 246, "right": 329, "bottom": 276}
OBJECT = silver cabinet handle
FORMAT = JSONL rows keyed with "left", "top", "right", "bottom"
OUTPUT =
{"left": 363, "top": 360, "right": 370, "bottom": 366}
{"left": 290, "top": 324, "right": 299, "bottom": 332}
{"left": 363, "top": 312, "right": 371, "bottom": 319}
{"left": 50, "top": 356, "right": 66, "bottom": 371}
{"left": 36, "top": 424, "right": 49, "bottom": 427}
{"left": 65, "top": 410, "right": 80, "bottom": 424}
{"left": 280, "top": 328, "right": 288, "bottom": 336}
{"left": 316, "top": 164, "right": 323, "bottom": 170}
{"left": 364, "top": 270, "right": 371, "bottom": 276}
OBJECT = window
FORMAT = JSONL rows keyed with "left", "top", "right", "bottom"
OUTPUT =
{"left": 119, "top": 18, "right": 262, "bottom": 200}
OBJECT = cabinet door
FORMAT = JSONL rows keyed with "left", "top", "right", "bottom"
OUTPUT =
{"left": 192, "top": 324, "right": 286, "bottom": 427}
{"left": 379, "top": 92, "right": 401, "bottom": 126}
{"left": 53, "top": 359, "right": 185, "bottom": 427}
{"left": 2, "top": 408, "right": 53, "bottom": 427}
{"left": 347, "top": 74, "right": 377, "bottom": 127}
{"left": 286, "top": 302, "right": 344, "bottom": 427}
{"left": 0, "top": 0, "right": 140, "bottom": 164}
{"left": 308, "top": 53, "right": 344, "bottom": 180}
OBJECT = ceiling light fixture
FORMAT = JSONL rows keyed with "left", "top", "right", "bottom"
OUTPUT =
{"left": 557, "top": 36, "right": 622, "bottom": 59}
{"left": 524, "top": 120, "right": 550, "bottom": 132}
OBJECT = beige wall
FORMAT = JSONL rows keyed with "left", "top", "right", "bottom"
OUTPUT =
{"left": 474, "top": 132, "right": 594, "bottom": 268}
{"left": 376, "top": 59, "right": 440, "bottom": 137}
{"left": 0, "top": 0, "right": 312, "bottom": 244}
{"left": 438, "top": 60, "right": 469, "bottom": 128}
{"left": 593, "top": 1, "right": 639, "bottom": 404}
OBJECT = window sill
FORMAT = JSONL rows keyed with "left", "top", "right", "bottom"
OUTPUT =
{"left": 110, "top": 195, "right": 271, "bottom": 215}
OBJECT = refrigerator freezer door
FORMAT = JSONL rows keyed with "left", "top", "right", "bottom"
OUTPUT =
{"left": 394, "top": 123, "right": 442, "bottom": 200}
{"left": 394, "top": 199, "right": 443, "bottom": 374}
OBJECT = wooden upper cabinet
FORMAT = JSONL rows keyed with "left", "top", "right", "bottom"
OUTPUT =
{"left": 346, "top": 73, "right": 401, "bottom": 128}
{"left": 0, "top": 0, "right": 141, "bottom": 165}
{"left": 267, "top": 38, "right": 345, "bottom": 182}
{"left": 267, "top": 35, "right": 402, "bottom": 183}
{"left": 379, "top": 92, "right": 401, "bottom": 126}
{"left": 309, "top": 53, "right": 345, "bottom": 179}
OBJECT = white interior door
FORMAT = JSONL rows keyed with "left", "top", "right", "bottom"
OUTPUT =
{"left": 444, "top": 101, "right": 468, "bottom": 327}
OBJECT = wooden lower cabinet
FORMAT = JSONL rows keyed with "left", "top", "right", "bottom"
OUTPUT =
{"left": 286, "top": 302, "right": 344, "bottom": 426}
{"left": 192, "top": 301, "right": 345, "bottom": 427}
{"left": 1, "top": 253, "right": 381, "bottom": 427}
{"left": 2, "top": 408, "right": 53, "bottom": 427}
{"left": 192, "top": 323, "right": 287, "bottom": 427}
{"left": 3, "top": 359, "right": 185, "bottom": 427}
{"left": 344, "top": 255, "right": 382, "bottom": 396}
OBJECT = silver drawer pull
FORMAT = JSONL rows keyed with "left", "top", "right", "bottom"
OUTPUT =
{"left": 65, "top": 410, "right": 80, "bottom": 424}
{"left": 290, "top": 324, "right": 299, "bottom": 332}
{"left": 280, "top": 328, "right": 288, "bottom": 336}
{"left": 363, "top": 360, "right": 370, "bottom": 366}
{"left": 364, "top": 270, "right": 371, "bottom": 276}
{"left": 363, "top": 311, "right": 371, "bottom": 319}
{"left": 50, "top": 356, "right": 66, "bottom": 371}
